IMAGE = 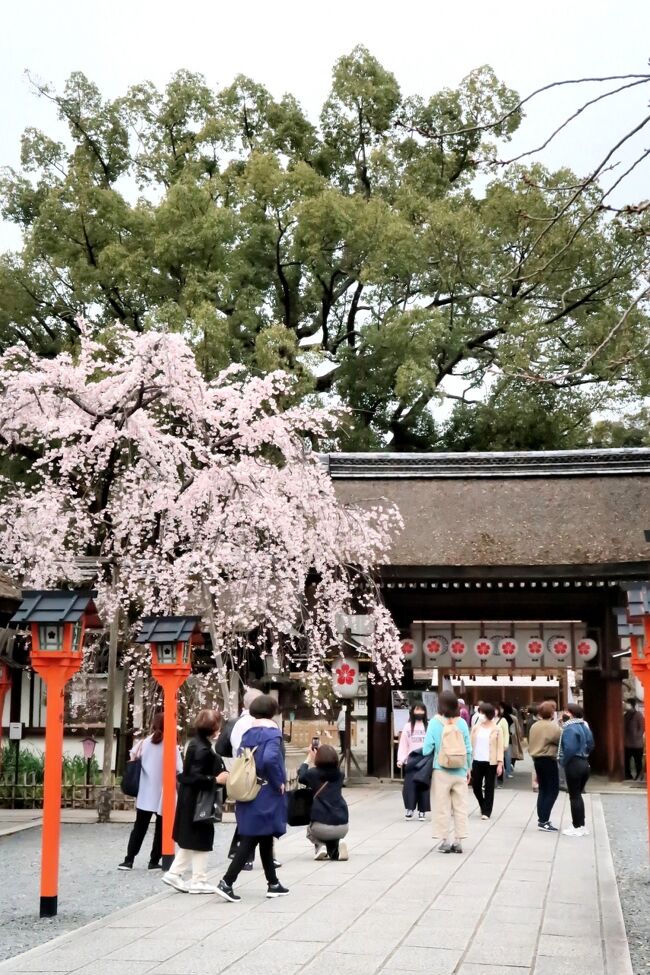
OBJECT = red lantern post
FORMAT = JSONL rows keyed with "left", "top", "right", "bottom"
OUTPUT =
{"left": 136, "top": 617, "right": 199, "bottom": 869}
{"left": 10, "top": 591, "right": 97, "bottom": 917}
{"left": 0, "top": 661, "right": 11, "bottom": 762}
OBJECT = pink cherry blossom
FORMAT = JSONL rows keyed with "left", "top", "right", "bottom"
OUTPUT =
{"left": 0, "top": 320, "right": 403, "bottom": 710}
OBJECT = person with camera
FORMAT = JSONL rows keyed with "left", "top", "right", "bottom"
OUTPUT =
{"left": 298, "top": 741, "right": 349, "bottom": 861}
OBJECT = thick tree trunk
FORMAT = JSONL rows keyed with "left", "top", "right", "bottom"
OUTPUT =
{"left": 97, "top": 573, "right": 120, "bottom": 823}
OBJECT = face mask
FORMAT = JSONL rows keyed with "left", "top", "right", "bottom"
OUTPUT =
{"left": 414, "top": 714, "right": 425, "bottom": 723}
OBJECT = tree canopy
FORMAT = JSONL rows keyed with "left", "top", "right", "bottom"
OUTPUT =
{"left": 1, "top": 48, "right": 649, "bottom": 450}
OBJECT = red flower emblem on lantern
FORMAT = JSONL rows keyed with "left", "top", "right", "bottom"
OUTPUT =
{"left": 450, "top": 639, "right": 467, "bottom": 658}
{"left": 527, "top": 639, "right": 544, "bottom": 657}
{"left": 475, "top": 639, "right": 491, "bottom": 658}
{"left": 424, "top": 636, "right": 448, "bottom": 658}
{"left": 577, "top": 638, "right": 597, "bottom": 661}
{"left": 401, "top": 640, "right": 415, "bottom": 656}
{"left": 336, "top": 663, "right": 356, "bottom": 686}
{"left": 500, "top": 639, "right": 517, "bottom": 657}
{"left": 548, "top": 636, "right": 569, "bottom": 658}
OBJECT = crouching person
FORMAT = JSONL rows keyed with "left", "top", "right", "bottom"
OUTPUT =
{"left": 298, "top": 743, "right": 349, "bottom": 861}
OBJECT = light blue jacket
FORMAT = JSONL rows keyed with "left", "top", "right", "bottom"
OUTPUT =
{"left": 422, "top": 716, "right": 472, "bottom": 776}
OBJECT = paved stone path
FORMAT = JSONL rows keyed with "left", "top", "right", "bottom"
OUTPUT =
{"left": 0, "top": 786, "right": 633, "bottom": 975}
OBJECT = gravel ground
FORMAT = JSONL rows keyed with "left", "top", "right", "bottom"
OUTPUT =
{"left": 0, "top": 820, "right": 232, "bottom": 962}
{"left": 602, "top": 793, "right": 650, "bottom": 975}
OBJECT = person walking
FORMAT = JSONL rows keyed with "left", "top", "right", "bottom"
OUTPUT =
{"left": 495, "top": 704, "right": 512, "bottom": 783}
{"left": 397, "top": 704, "right": 431, "bottom": 820}
{"left": 528, "top": 701, "right": 561, "bottom": 833}
{"left": 470, "top": 703, "right": 504, "bottom": 820}
{"left": 624, "top": 699, "right": 645, "bottom": 780}
{"left": 162, "top": 709, "right": 228, "bottom": 894}
{"left": 423, "top": 690, "right": 472, "bottom": 854}
{"left": 226, "top": 687, "right": 263, "bottom": 871}
{"left": 559, "top": 703, "right": 595, "bottom": 837}
{"left": 119, "top": 713, "right": 181, "bottom": 871}
{"left": 458, "top": 698, "right": 470, "bottom": 726}
{"left": 336, "top": 705, "right": 347, "bottom": 756}
{"left": 216, "top": 694, "right": 289, "bottom": 902}
{"left": 298, "top": 742, "right": 349, "bottom": 861}
{"left": 525, "top": 704, "right": 539, "bottom": 740}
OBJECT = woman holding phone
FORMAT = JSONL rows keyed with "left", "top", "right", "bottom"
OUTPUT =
{"left": 298, "top": 742, "right": 349, "bottom": 861}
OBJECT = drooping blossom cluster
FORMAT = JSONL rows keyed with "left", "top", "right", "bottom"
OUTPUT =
{"left": 0, "top": 321, "right": 403, "bottom": 705}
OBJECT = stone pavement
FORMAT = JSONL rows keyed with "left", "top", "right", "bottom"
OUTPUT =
{"left": 0, "top": 785, "right": 633, "bottom": 975}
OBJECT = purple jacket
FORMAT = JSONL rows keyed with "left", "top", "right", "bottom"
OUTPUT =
{"left": 235, "top": 724, "right": 287, "bottom": 838}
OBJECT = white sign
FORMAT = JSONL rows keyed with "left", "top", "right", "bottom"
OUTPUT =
{"left": 8, "top": 722, "right": 22, "bottom": 741}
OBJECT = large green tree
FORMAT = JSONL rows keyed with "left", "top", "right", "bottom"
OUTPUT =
{"left": 1, "top": 49, "right": 649, "bottom": 449}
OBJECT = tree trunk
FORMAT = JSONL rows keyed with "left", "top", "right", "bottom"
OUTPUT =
{"left": 97, "top": 572, "right": 120, "bottom": 822}
{"left": 202, "top": 582, "right": 237, "bottom": 718}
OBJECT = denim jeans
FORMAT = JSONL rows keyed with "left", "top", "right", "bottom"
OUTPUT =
{"left": 503, "top": 746, "right": 513, "bottom": 777}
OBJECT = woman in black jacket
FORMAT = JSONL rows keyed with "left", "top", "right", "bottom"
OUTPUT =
{"left": 298, "top": 743, "right": 349, "bottom": 861}
{"left": 162, "top": 709, "right": 228, "bottom": 894}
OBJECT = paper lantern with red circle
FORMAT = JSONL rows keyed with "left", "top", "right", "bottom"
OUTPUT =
{"left": 400, "top": 637, "right": 417, "bottom": 659}
{"left": 474, "top": 638, "right": 492, "bottom": 660}
{"left": 526, "top": 637, "right": 545, "bottom": 661}
{"left": 424, "top": 635, "right": 448, "bottom": 663}
{"left": 498, "top": 637, "right": 519, "bottom": 660}
{"left": 576, "top": 638, "right": 598, "bottom": 663}
{"left": 547, "top": 635, "right": 571, "bottom": 661}
{"left": 449, "top": 638, "right": 468, "bottom": 661}
{"left": 332, "top": 656, "right": 360, "bottom": 698}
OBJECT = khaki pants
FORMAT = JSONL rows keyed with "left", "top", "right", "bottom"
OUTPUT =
{"left": 167, "top": 847, "right": 209, "bottom": 883}
{"left": 431, "top": 769, "right": 469, "bottom": 841}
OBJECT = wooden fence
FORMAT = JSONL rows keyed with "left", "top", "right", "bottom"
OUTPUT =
{"left": 0, "top": 773, "right": 135, "bottom": 810}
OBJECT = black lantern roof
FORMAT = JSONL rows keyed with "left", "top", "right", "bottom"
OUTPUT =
{"left": 135, "top": 616, "right": 201, "bottom": 645}
{"left": 10, "top": 590, "right": 97, "bottom": 626}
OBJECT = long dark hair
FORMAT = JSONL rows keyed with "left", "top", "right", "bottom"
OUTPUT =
{"left": 150, "top": 711, "right": 163, "bottom": 745}
{"left": 409, "top": 703, "right": 428, "bottom": 730}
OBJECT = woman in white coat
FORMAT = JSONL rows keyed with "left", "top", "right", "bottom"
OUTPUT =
{"left": 118, "top": 713, "right": 181, "bottom": 870}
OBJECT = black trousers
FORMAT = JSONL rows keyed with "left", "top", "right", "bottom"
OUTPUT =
{"left": 228, "top": 826, "right": 254, "bottom": 864}
{"left": 565, "top": 757, "right": 590, "bottom": 828}
{"left": 126, "top": 808, "right": 162, "bottom": 864}
{"left": 625, "top": 747, "right": 644, "bottom": 780}
{"left": 471, "top": 761, "right": 496, "bottom": 817}
{"left": 402, "top": 769, "right": 431, "bottom": 813}
{"left": 223, "top": 835, "right": 277, "bottom": 887}
{"left": 534, "top": 757, "right": 560, "bottom": 825}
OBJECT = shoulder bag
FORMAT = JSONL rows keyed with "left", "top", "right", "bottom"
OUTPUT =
{"left": 193, "top": 784, "right": 223, "bottom": 824}
{"left": 286, "top": 780, "right": 327, "bottom": 827}
{"left": 121, "top": 739, "right": 144, "bottom": 798}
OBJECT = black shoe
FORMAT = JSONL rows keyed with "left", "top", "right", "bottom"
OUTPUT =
{"left": 273, "top": 859, "right": 282, "bottom": 869}
{"left": 266, "top": 882, "right": 289, "bottom": 898}
{"left": 147, "top": 861, "right": 163, "bottom": 870}
{"left": 242, "top": 861, "right": 254, "bottom": 871}
{"left": 450, "top": 842, "right": 463, "bottom": 854}
{"left": 216, "top": 880, "right": 241, "bottom": 903}
{"left": 117, "top": 860, "right": 133, "bottom": 871}
{"left": 538, "top": 821, "right": 558, "bottom": 832}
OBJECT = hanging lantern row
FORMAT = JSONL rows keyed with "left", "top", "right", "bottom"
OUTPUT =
{"left": 400, "top": 631, "right": 598, "bottom": 664}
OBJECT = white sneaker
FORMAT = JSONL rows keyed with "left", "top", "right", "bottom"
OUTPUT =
{"left": 405, "top": 810, "right": 413, "bottom": 819}
{"left": 188, "top": 881, "right": 218, "bottom": 894}
{"left": 314, "top": 848, "right": 328, "bottom": 861}
{"left": 337, "top": 842, "right": 349, "bottom": 861}
{"left": 562, "top": 826, "right": 583, "bottom": 837}
{"left": 162, "top": 872, "right": 189, "bottom": 893}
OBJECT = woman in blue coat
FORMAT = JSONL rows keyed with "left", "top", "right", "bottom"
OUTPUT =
{"left": 216, "top": 694, "right": 288, "bottom": 902}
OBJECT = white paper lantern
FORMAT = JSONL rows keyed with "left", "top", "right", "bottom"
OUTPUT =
{"left": 332, "top": 656, "right": 360, "bottom": 698}
{"left": 400, "top": 637, "right": 415, "bottom": 658}
{"left": 424, "top": 635, "right": 448, "bottom": 663}
{"left": 526, "top": 637, "right": 545, "bottom": 661}
{"left": 449, "top": 637, "right": 468, "bottom": 662}
{"left": 498, "top": 637, "right": 519, "bottom": 661}
{"left": 548, "top": 634, "right": 571, "bottom": 661}
{"left": 474, "top": 638, "right": 492, "bottom": 661}
{"left": 576, "top": 637, "right": 598, "bottom": 663}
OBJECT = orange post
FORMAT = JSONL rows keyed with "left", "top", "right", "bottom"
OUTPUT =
{"left": 151, "top": 643, "right": 190, "bottom": 870}
{"left": 31, "top": 651, "right": 83, "bottom": 917}
{"left": 631, "top": 621, "right": 650, "bottom": 857}
{"left": 0, "top": 664, "right": 11, "bottom": 762}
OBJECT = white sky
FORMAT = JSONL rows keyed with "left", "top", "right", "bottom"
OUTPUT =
{"left": 1, "top": 0, "right": 649, "bottom": 249}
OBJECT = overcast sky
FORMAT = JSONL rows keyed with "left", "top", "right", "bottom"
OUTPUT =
{"left": 2, "top": 0, "right": 649, "bottom": 253}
